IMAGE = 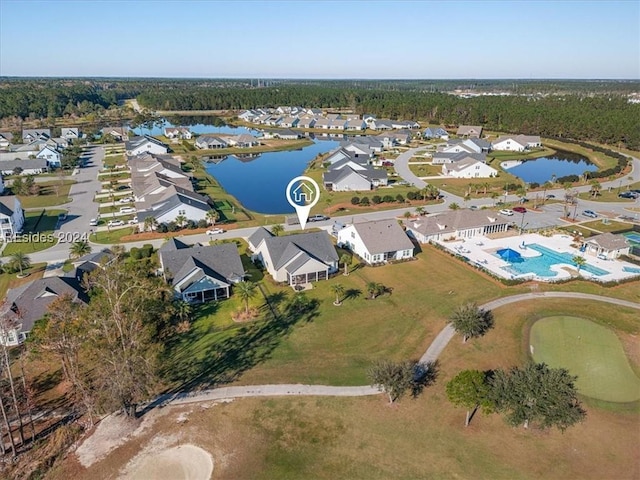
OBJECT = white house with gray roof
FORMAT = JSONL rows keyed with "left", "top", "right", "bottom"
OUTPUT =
{"left": 22, "top": 129, "right": 51, "bottom": 143}
{"left": 337, "top": 219, "right": 414, "bottom": 265}
{"left": 456, "top": 125, "right": 483, "bottom": 138}
{"left": 492, "top": 135, "right": 542, "bottom": 152}
{"left": 159, "top": 238, "right": 244, "bottom": 303}
{"left": 249, "top": 228, "right": 338, "bottom": 285}
{"left": 442, "top": 158, "right": 498, "bottom": 178}
{"left": 423, "top": 126, "right": 449, "bottom": 140}
{"left": 0, "top": 196, "right": 24, "bottom": 239}
{"left": 581, "top": 233, "right": 630, "bottom": 260}
{"left": 404, "top": 210, "right": 510, "bottom": 243}
{"left": 126, "top": 135, "right": 170, "bottom": 156}
{"left": 195, "top": 135, "right": 228, "bottom": 149}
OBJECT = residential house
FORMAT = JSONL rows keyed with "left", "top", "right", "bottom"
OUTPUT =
{"left": 70, "top": 249, "right": 116, "bottom": 283}
{"left": 264, "top": 116, "right": 283, "bottom": 127}
{"left": 195, "top": 135, "right": 228, "bottom": 149}
{"left": 101, "top": 126, "right": 129, "bottom": 142}
{"left": 442, "top": 158, "right": 498, "bottom": 178}
{"left": 238, "top": 109, "right": 259, "bottom": 122}
{"left": 492, "top": 135, "right": 542, "bottom": 152}
{"left": 341, "top": 142, "right": 374, "bottom": 159}
{"left": 363, "top": 114, "right": 377, "bottom": 124}
{"left": 423, "top": 126, "right": 449, "bottom": 140}
{"left": 404, "top": 210, "right": 510, "bottom": 243}
{"left": 60, "top": 127, "right": 81, "bottom": 141}
{"left": 0, "top": 158, "right": 48, "bottom": 175}
{"left": 329, "top": 119, "right": 347, "bottom": 130}
{"left": 369, "top": 119, "right": 393, "bottom": 131}
{"left": 253, "top": 114, "right": 272, "bottom": 124}
{"left": 441, "top": 138, "right": 491, "bottom": 154}
{"left": 249, "top": 228, "right": 339, "bottom": 285}
{"left": 262, "top": 129, "right": 301, "bottom": 140}
{"left": 228, "top": 134, "right": 259, "bottom": 148}
{"left": 306, "top": 108, "right": 323, "bottom": 116}
{"left": 314, "top": 118, "right": 331, "bottom": 130}
{"left": 391, "top": 120, "right": 420, "bottom": 130}
{"left": 164, "top": 127, "right": 193, "bottom": 140}
{"left": 22, "top": 129, "right": 51, "bottom": 143}
{"left": 0, "top": 174, "right": 3, "bottom": 194}
{"left": 297, "top": 117, "right": 317, "bottom": 129}
{"left": 337, "top": 219, "right": 414, "bottom": 265}
{"left": 432, "top": 152, "right": 487, "bottom": 165}
{"left": 345, "top": 119, "right": 366, "bottom": 131}
{"left": 0, "top": 132, "right": 14, "bottom": 149}
{"left": 323, "top": 156, "right": 387, "bottom": 191}
{"left": 279, "top": 116, "right": 300, "bottom": 128}
{"left": 0, "top": 196, "right": 24, "bottom": 238}
{"left": 2, "top": 276, "right": 88, "bottom": 346}
{"left": 377, "top": 131, "right": 411, "bottom": 149}
{"left": 125, "top": 135, "right": 170, "bottom": 156}
{"left": 159, "top": 239, "right": 244, "bottom": 303}
{"left": 581, "top": 233, "right": 630, "bottom": 260}
{"left": 456, "top": 125, "right": 483, "bottom": 138}
{"left": 135, "top": 185, "right": 212, "bottom": 226}
{"left": 345, "top": 136, "right": 383, "bottom": 153}
{"left": 36, "top": 146, "right": 61, "bottom": 167}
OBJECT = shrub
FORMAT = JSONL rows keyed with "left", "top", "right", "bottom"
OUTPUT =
{"left": 197, "top": 219, "right": 208, "bottom": 228}
{"left": 360, "top": 196, "right": 370, "bottom": 206}
{"left": 372, "top": 195, "right": 382, "bottom": 204}
{"left": 382, "top": 195, "right": 395, "bottom": 203}
{"left": 407, "top": 191, "right": 417, "bottom": 200}
{"left": 166, "top": 221, "right": 179, "bottom": 232}
{"left": 351, "top": 196, "right": 360, "bottom": 205}
{"left": 140, "top": 244, "right": 154, "bottom": 258}
{"left": 129, "top": 247, "right": 142, "bottom": 260}
{"left": 157, "top": 223, "right": 168, "bottom": 233}
{"left": 186, "top": 219, "right": 197, "bottom": 229}
{"left": 395, "top": 194, "right": 405, "bottom": 203}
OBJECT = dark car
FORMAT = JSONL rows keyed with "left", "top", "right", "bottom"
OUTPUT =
{"left": 513, "top": 206, "right": 527, "bottom": 213}
{"left": 618, "top": 192, "right": 636, "bottom": 199}
{"left": 546, "top": 194, "right": 556, "bottom": 199}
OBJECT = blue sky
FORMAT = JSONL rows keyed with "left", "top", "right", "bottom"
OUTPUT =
{"left": 0, "top": 0, "right": 638, "bottom": 78}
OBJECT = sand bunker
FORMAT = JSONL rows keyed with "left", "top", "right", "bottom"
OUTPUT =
{"left": 127, "top": 444, "right": 213, "bottom": 480}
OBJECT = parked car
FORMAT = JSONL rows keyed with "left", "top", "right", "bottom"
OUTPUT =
{"left": 618, "top": 192, "right": 636, "bottom": 199}
{"left": 107, "top": 220, "right": 125, "bottom": 227}
{"left": 582, "top": 210, "right": 598, "bottom": 218}
{"left": 309, "top": 214, "right": 329, "bottom": 222}
{"left": 382, "top": 161, "right": 394, "bottom": 167}
{"left": 89, "top": 218, "right": 98, "bottom": 226}
{"left": 469, "top": 205, "right": 478, "bottom": 210}
{"left": 119, "top": 207, "right": 136, "bottom": 214}
{"left": 499, "top": 209, "right": 514, "bottom": 216}
{"left": 206, "top": 228, "right": 225, "bottom": 235}
{"left": 513, "top": 206, "right": 527, "bottom": 213}
{"left": 546, "top": 194, "right": 556, "bottom": 199}
{"left": 118, "top": 197, "right": 133, "bottom": 203}
{"left": 128, "top": 217, "right": 138, "bottom": 225}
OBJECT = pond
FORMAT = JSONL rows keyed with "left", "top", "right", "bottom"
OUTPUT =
{"left": 205, "top": 139, "right": 339, "bottom": 214}
{"left": 503, "top": 150, "right": 597, "bottom": 184}
{"left": 131, "top": 116, "right": 257, "bottom": 136}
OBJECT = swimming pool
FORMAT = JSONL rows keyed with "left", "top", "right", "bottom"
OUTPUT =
{"left": 622, "top": 231, "right": 640, "bottom": 246}
{"left": 497, "top": 244, "right": 610, "bottom": 278}
{"left": 622, "top": 266, "right": 640, "bottom": 274}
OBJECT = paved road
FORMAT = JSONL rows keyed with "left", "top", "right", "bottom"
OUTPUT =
{"left": 150, "top": 292, "right": 640, "bottom": 407}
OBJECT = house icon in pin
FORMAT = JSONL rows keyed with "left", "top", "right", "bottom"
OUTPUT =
{"left": 292, "top": 182, "right": 315, "bottom": 203}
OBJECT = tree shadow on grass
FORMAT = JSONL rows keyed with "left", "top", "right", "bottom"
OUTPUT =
{"left": 162, "top": 292, "right": 320, "bottom": 393}
{"left": 344, "top": 288, "right": 362, "bottom": 300}
{"left": 411, "top": 360, "right": 439, "bottom": 399}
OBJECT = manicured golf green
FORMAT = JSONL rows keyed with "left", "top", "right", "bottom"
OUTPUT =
{"left": 530, "top": 317, "right": 640, "bottom": 403}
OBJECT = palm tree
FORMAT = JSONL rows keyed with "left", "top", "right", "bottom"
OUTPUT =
{"left": 572, "top": 256, "right": 587, "bottom": 275}
{"left": 173, "top": 299, "right": 193, "bottom": 323}
{"left": 366, "top": 282, "right": 385, "bottom": 299}
{"left": 589, "top": 180, "right": 601, "bottom": 198}
{"left": 206, "top": 209, "right": 220, "bottom": 226}
{"left": 340, "top": 253, "right": 352, "bottom": 276}
{"left": 235, "top": 281, "right": 257, "bottom": 314}
{"left": 271, "top": 224, "right": 284, "bottom": 236}
{"left": 143, "top": 216, "right": 158, "bottom": 232}
{"left": 415, "top": 206, "right": 425, "bottom": 216}
{"left": 331, "top": 283, "right": 345, "bottom": 306}
{"left": 175, "top": 214, "right": 187, "bottom": 228}
{"left": 9, "top": 252, "right": 30, "bottom": 276}
{"left": 541, "top": 181, "right": 552, "bottom": 204}
{"left": 403, "top": 211, "right": 412, "bottom": 219}
{"left": 449, "top": 202, "right": 460, "bottom": 210}
{"left": 69, "top": 241, "right": 91, "bottom": 259}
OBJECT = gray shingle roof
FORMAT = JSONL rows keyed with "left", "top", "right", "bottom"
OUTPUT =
{"left": 585, "top": 233, "right": 629, "bottom": 250}
{"left": 263, "top": 231, "right": 338, "bottom": 269}
{"left": 248, "top": 227, "right": 274, "bottom": 250}
{"left": 405, "top": 210, "right": 508, "bottom": 237}
{"left": 159, "top": 242, "right": 245, "bottom": 286}
{"left": 352, "top": 219, "right": 414, "bottom": 254}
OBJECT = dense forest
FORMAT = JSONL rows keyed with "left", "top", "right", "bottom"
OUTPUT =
{"left": 0, "top": 79, "right": 638, "bottom": 148}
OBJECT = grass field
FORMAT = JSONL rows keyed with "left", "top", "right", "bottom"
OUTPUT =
{"left": 17, "top": 180, "right": 74, "bottom": 208}
{"left": 2, "top": 209, "right": 65, "bottom": 255}
{"left": 530, "top": 316, "right": 640, "bottom": 403}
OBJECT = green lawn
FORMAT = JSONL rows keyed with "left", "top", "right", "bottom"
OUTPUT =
{"left": 16, "top": 180, "right": 74, "bottom": 208}
{"left": 530, "top": 316, "right": 640, "bottom": 403}
{"left": 578, "top": 181, "right": 640, "bottom": 202}
{"left": 0, "top": 262, "right": 46, "bottom": 298}
{"left": 91, "top": 227, "right": 134, "bottom": 244}
{"left": 408, "top": 163, "right": 441, "bottom": 176}
{"left": 580, "top": 219, "right": 635, "bottom": 234}
{"left": 3, "top": 209, "right": 65, "bottom": 255}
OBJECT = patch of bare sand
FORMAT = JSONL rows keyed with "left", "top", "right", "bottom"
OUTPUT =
{"left": 122, "top": 444, "right": 213, "bottom": 480}
{"left": 74, "top": 410, "right": 162, "bottom": 468}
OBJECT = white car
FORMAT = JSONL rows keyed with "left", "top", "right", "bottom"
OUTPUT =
{"left": 119, "top": 207, "right": 136, "bottom": 214}
{"left": 206, "top": 228, "right": 225, "bottom": 235}
{"left": 89, "top": 218, "right": 98, "bottom": 226}
{"left": 108, "top": 220, "right": 125, "bottom": 227}
{"left": 118, "top": 197, "right": 133, "bottom": 203}
{"left": 499, "top": 209, "right": 514, "bottom": 216}
{"left": 128, "top": 217, "right": 138, "bottom": 225}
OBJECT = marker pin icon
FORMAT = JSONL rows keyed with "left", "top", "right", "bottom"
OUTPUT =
{"left": 285, "top": 175, "right": 320, "bottom": 230}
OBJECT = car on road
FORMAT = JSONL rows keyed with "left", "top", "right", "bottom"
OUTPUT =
{"left": 499, "top": 209, "right": 514, "bottom": 216}
{"left": 469, "top": 205, "right": 478, "bottom": 210}
{"left": 582, "top": 210, "right": 598, "bottom": 218}
{"left": 107, "top": 220, "right": 125, "bottom": 227}
{"left": 206, "top": 228, "right": 225, "bottom": 235}
{"left": 513, "top": 206, "right": 527, "bottom": 213}
{"left": 89, "top": 218, "right": 98, "bottom": 226}
{"left": 546, "top": 194, "right": 556, "bottom": 199}
{"left": 309, "top": 214, "right": 329, "bottom": 222}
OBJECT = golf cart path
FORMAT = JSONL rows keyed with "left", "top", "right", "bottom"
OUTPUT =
{"left": 159, "top": 292, "right": 640, "bottom": 406}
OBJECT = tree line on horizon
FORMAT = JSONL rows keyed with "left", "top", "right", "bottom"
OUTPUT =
{"left": 0, "top": 80, "right": 638, "bottom": 149}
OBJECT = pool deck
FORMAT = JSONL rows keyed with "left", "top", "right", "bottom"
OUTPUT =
{"left": 435, "top": 233, "right": 640, "bottom": 283}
